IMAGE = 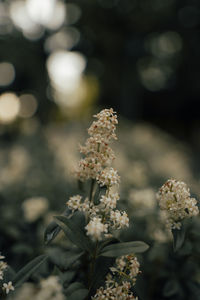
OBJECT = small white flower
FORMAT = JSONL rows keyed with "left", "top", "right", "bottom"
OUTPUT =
{"left": 100, "top": 192, "right": 119, "bottom": 210}
{"left": 0, "top": 261, "right": 7, "bottom": 271}
{"left": 3, "top": 281, "right": 14, "bottom": 294}
{"left": 97, "top": 167, "right": 120, "bottom": 187}
{"left": 85, "top": 217, "right": 108, "bottom": 241}
{"left": 67, "top": 195, "right": 82, "bottom": 212}
{"left": 110, "top": 210, "right": 129, "bottom": 229}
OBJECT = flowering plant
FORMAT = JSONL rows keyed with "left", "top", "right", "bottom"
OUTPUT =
{"left": 0, "top": 109, "right": 149, "bottom": 299}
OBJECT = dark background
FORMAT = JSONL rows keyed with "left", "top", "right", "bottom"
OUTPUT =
{"left": 0, "top": 0, "right": 200, "bottom": 143}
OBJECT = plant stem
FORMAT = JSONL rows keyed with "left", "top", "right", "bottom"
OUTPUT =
{"left": 88, "top": 241, "right": 99, "bottom": 291}
{"left": 89, "top": 179, "right": 95, "bottom": 203}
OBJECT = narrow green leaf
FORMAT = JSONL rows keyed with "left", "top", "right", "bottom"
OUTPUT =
{"left": 44, "top": 208, "right": 70, "bottom": 245}
{"left": 100, "top": 241, "right": 149, "bottom": 257}
{"left": 68, "top": 288, "right": 88, "bottom": 300}
{"left": 13, "top": 255, "right": 48, "bottom": 288}
{"left": 44, "top": 221, "right": 61, "bottom": 245}
{"left": 172, "top": 227, "right": 185, "bottom": 252}
{"left": 55, "top": 216, "right": 92, "bottom": 253}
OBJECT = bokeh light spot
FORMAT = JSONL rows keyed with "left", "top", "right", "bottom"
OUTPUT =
{"left": 0, "top": 62, "right": 15, "bottom": 87}
{"left": 146, "top": 31, "right": 182, "bottom": 58}
{"left": 44, "top": 28, "right": 80, "bottom": 53}
{"left": 0, "top": 93, "right": 20, "bottom": 124}
{"left": 19, "top": 94, "right": 38, "bottom": 118}
{"left": 47, "top": 50, "right": 86, "bottom": 93}
{"left": 137, "top": 58, "right": 173, "bottom": 91}
{"left": 65, "top": 3, "right": 81, "bottom": 25}
{"left": 9, "top": 0, "right": 43, "bottom": 40}
{"left": 26, "top": 0, "right": 66, "bottom": 30}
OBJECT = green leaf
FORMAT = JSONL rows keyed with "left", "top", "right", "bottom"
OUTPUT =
{"left": 2, "top": 266, "right": 16, "bottom": 283}
{"left": 172, "top": 227, "right": 185, "bottom": 252}
{"left": 44, "top": 208, "right": 70, "bottom": 245}
{"left": 65, "top": 282, "right": 85, "bottom": 296}
{"left": 100, "top": 241, "right": 149, "bottom": 257}
{"left": 163, "top": 279, "right": 180, "bottom": 297}
{"left": 55, "top": 215, "right": 92, "bottom": 253}
{"left": 44, "top": 220, "right": 61, "bottom": 245}
{"left": 68, "top": 288, "right": 88, "bottom": 300}
{"left": 13, "top": 255, "right": 48, "bottom": 288}
{"left": 61, "top": 271, "right": 76, "bottom": 287}
{"left": 48, "top": 248, "right": 84, "bottom": 270}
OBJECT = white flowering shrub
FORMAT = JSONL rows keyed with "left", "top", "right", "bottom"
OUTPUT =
{"left": 1, "top": 109, "right": 200, "bottom": 300}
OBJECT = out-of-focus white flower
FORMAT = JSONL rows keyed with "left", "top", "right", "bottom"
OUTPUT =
{"left": 85, "top": 217, "right": 108, "bottom": 241}
{"left": 129, "top": 188, "right": 156, "bottom": 211}
{"left": 3, "top": 281, "right": 14, "bottom": 294}
{"left": 22, "top": 197, "right": 49, "bottom": 222}
{"left": 40, "top": 276, "right": 63, "bottom": 293}
{"left": 9, "top": 277, "right": 64, "bottom": 300}
{"left": 157, "top": 179, "right": 199, "bottom": 230}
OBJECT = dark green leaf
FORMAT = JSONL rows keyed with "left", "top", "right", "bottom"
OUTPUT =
{"left": 163, "top": 279, "right": 180, "bottom": 297}
{"left": 68, "top": 288, "right": 88, "bottom": 300}
{"left": 44, "top": 208, "right": 70, "bottom": 245}
{"left": 55, "top": 215, "right": 92, "bottom": 252}
{"left": 65, "top": 282, "right": 85, "bottom": 296}
{"left": 172, "top": 227, "right": 185, "bottom": 252}
{"left": 44, "top": 220, "right": 61, "bottom": 245}
{"left": 61, "top": 271, "right": 76, "bottom": 287}
{"left": 13, "top": 255, "right": 48, "bottom": 288}
{"left": 2, "top": 266, "right": 16, "bottom": 283}
{"left": 48, "top": 248, "right": 84, "bottom": 270}
{"left": 88, "top": 256, "right": 115, "bottom": 297}
{"left": 100, "top": 241, "right": 149, "bottom": 257}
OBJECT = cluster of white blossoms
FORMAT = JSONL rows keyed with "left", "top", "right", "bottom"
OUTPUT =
{"left": 157, "top": 179, "right": 199, "bottom": 230}
{"left": 10, "top": 276, "right": 64, "bottom": 300}
{"left": 92, "top": 255, "right": 140, "bottom": 299}
{"left": 75, "top": 108, "right": 118, "bottom": 182}
{"left": 0, "top": 253, "right": 14, "bottom": 295}
{"left": 66, "top": 109, "right": 129, "bottom": 241}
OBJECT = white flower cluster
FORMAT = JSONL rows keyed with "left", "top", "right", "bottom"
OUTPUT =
{"left": 10, "top": 276, "right": 64, "bottom": 300}
{"left": 0, "top": 253, "right": 14, "bottom": 295}
{"left": 92, "top": 255, "right": 140, "bottom": 300}
{"left": 111, "top": 255, "right": 140, "bottom": 285}
{"left": 75, "top": 108, "right": 118, "bottom": 182}
{"left": 66, "top": 109, "right": 129, "bottom": 241}
{"left": 157, "top": 179, "right": 199, "bottom": 230}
